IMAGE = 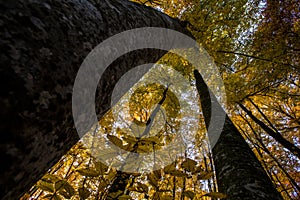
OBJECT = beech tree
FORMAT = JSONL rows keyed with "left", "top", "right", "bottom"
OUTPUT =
{"left": 2, "top": 0, "right": 299, "bottom": 199}
{"left": 0, "top": 0, "right": 189, "bottom": 199}
{"left": 194, "top": 70, "right": 282, "bottom": 199}
{"left": 153, "top": 0, "right": 299, "bottom": 198}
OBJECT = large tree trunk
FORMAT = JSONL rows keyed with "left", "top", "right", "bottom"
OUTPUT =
{"left": 194, "top": 70, "right": 283, "bottom": 199}
{"left": 0, "top": 0, "right": 190, "bottom": 198}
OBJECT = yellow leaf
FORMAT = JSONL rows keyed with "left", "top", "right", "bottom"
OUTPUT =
{"left": 36, "top": 180, "right": 54, "bottom": 193}
{"left": 153, "top": 168, "right": 162, "bottom": 179}
{"left": 104, "top": 169, "right": 117, "bottom": 181}
{"left": 163, "top": 163, "right": 176, "bottom": 173}
{"left": 107, "top": 134, "right": 123, "bottom": 148}
{"left": 169, "top": 169, "right": 187, "bottom": 177}
{"left": 136, "top": 182, "right": 149, "bottom": 193}
{"left": 192, "top": 166, "right": 205, "bottom": 175}
{"left": 182, "top": 158, "right": 197, "bottom": 172}
{"left": 41, "top": 173, "right": 60, "bottom": 183}
{"left": 141, "top": 136, "right": 159, "bottom": 143}
{"left": 78, "top": 187, "right": 90, "bottom": 200}
{"left": 95, "top": 161, "right": 109, "bottom": 175}
{"left": 203, "top": 192, "right": 227, "bottom": 199}
{"left": 183, "top": 190, "right": 195, "bottom": 199}
{"left": 137, "top": 143, "right": 152, "bottom": 153}
{"left": 76, "top": 168, "right": 99, "bottom": 177}
{"left": 55, "top": 180, "right": 75, "bottom": 198}
{"left": 162, "top": 194, "right": 173, "bottom": 200}
{"left": 148, "top": 173, "right": 159, "bottom": 188}
{"left": 197, "top": 171, "right": 213, "bottom": 180}
{"left": 123, "top": 135, "right": 138, "bottom": 144}
{"left": 118, "top": 194, "right": 132, "bottom": 200}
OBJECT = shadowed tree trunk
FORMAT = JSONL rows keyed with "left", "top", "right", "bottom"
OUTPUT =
{"left": 0, "top": 0, "right": 190, "bottom": 198}
{"left": 238, "top": 102, "right": 300, "bottom": 159}
{"left": 194, "top": 70, "right": 283, "bottom": 200}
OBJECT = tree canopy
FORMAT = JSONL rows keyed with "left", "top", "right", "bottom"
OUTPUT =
{"left": 21, "top": 0, "right": 299, "bottom": 199}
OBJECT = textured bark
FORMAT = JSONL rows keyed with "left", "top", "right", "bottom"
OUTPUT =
{"left": 0, "top": 0, "right": 190, "bottom": 198}
{"left": 194, "top": 70, "right": 283, "bottom": 200}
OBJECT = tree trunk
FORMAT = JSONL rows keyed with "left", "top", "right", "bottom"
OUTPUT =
{"left": 238, "top": 102, "right": 300, "bottom": 159}
{"left": 194, "top": 70, "right": 283, "bottom": 199}
{"left": 0, "top": 0, "right": 190, "bottom": 198}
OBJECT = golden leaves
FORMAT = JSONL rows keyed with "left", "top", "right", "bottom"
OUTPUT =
{"left": 36, "top": 174, "right": 76, "bottom": 199}
{"left": 76, "top": 168, "right": 100, "bottom": 177}
{"left": 197, "top": 171, "right": 214, "bottom": 180}
{"left": 128, "top": 182, "right": 149, "bottom": 193}
{"left": 107, "top": 134, "right": 123, "bottom": 148}
{"left": 183, "top": 190, "right": 195, "bottom": 199}
{"left": 78, "top": 187, "right": 91, "bottom": 200}
{"left": 201, "top": 192, "right": 227, "bottom": 199}
{"left": 181, "top": 158, "right": 197, "bottom": 172}
{"left": 118, "top": 194, "right": 133, "bottom": 200}
{"left": 36, "top": 181, "right": 54, "bottom": 193}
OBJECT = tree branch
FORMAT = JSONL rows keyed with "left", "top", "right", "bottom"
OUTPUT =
{"left": 217, "top": 50, "right": 298, "bottom": 70}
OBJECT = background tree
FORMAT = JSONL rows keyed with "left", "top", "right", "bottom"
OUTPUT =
{"left": 22, "top": 64, "right": 223, "bottom": 200}
{"left": 140, "top": 0, "right": 300, "bottom": 198}
{"left": 194, "top": 69, "right": 282, "bottom": 199}
{"left": 2, "top": 0, "right": 299, "bottom": 199}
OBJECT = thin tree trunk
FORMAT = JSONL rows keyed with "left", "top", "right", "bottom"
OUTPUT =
{"left": 107, "top": 86, "right": 169, "bottom": 197}
{"left": 239, "top": 113, "right": 300, "bottom": 193}
{"left": 0, "top": 0, "right": 190, "bottom": 198}
{"left": 194, "top": 70, "right": 283, "bottom": 199}
{"left": 238, "top": 103, "right": 300, "bottom": 159}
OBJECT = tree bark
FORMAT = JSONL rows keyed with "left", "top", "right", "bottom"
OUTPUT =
{"left": 194, "top": 70, "right": 283, "bottom": 200}
{"left": 0, "top": 0, "right": 190, "bottom": 198}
